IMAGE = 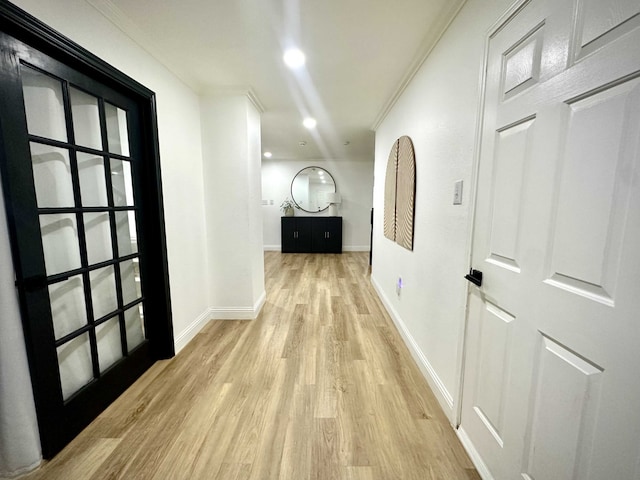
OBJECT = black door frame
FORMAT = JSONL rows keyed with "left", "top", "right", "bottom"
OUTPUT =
{"left": 0, "top": 0, "right": 174, "bottom": 457}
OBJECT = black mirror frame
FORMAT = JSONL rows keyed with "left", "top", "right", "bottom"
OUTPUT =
{"left": 290, "top": 166, "right": 336, "bottom": 213}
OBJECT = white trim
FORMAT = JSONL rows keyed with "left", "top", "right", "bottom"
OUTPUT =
{"left": 0, "top": 458, "right": 43, "bottom": 479}
{"left": 370, "top": 275, "right": 455, "bottom": 420}
{"left": 342, "top": 245, "right": 370, "bottom": 252}
{"left": 202, "top": 87, "right": 265, "bottom": 113}
{"left": 210, "top": 290, "right": 266, "bottom": 320}
{"left": 254, "top": 290, "right": 266, "bottom": 316}
{"left": 173, "top": 308, "right": 212, "bottom": 354}
{"left": 456, "top": 427, "right": 494, "bottom": 480}
{"left": 263, "top": 245, "right": 280, "bottom": 251}
{"left": 454, "top": 0, "right": 497, "bottom": 428}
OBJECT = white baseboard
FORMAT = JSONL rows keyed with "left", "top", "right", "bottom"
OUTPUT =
{"left": 263, "top": 245, "right": 280, "bottom": 251}
{"left": 210, "top": 290, "right": 266, "bottom": 320}
{"left": 174, "top": 292, "right": 266, "bottom": 352}
{"left": 370, "top": 275, "right": 455, "bottom": 420}
{"left": 0, "top": 458, "right": 43, "bottom": 480}
{"left": 456, "top": 426, "right": 494, "bottom": 480}
{"left": 343, "top": 245, "right": 370, "bottom": 252}
{"left": 174, "top": 308, "right": 212, "bottom": 354}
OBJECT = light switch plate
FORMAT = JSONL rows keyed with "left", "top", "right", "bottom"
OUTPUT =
{"left": 453, "top": 180, "right": 463, "bottom": 205}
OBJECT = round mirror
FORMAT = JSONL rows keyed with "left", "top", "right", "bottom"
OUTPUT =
{"left": 291, "top": 166, "right": 336, "bottom": 213}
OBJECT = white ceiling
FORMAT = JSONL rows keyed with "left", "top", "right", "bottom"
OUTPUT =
{"left": 90, "top": 0, "right": 465, "bottom": 160}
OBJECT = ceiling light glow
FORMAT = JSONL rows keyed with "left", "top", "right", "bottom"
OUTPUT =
{"left": 303, "top": 117, "right": 317, "bottom": 129}
{"left": 283, "top": 48, "right": 306, "bottom": 69}
{"left": 263, "top": 152, "right": 272, "bottom": 158}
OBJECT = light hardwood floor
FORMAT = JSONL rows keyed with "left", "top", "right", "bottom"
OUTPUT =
{"left": 24, "top": 252, "right": 479, "bottom": 480}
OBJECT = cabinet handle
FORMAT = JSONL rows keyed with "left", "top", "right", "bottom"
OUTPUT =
{"left": 327, "top": 232, "right": 330, "bottom": 238}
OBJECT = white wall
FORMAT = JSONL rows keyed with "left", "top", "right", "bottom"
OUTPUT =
{"left": 201, "top": 93, "right": 265, "bottom": 318}
{"left": 262, "top": 157, "right": 374, "bottom": 251}
{"left": 0, "top": 179, "right": 41, "bottom": 478}
{"left": 371, "top": 0, "right": 514, "bottom": 423}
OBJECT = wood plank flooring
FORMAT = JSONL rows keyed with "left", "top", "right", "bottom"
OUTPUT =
{"left": 24, "top": 252, "right": 479, "bottom": 480}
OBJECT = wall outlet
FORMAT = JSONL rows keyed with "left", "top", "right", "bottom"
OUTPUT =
{"left": 453, "top": 180, "right": 463, "bottom": 205}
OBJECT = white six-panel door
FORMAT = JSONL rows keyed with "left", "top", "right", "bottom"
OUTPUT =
{"left": 460, "top": 0, "right": 640, "bottom": 478}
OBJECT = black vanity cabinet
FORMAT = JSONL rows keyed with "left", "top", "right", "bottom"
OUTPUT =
{"left": 281, "top": 217, "right": 342, "bottom": 253}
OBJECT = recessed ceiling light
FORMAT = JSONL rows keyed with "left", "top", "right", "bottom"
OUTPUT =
{"left": 283, "top": 48, "right": 305, "bottom": 69}
{"left": 303, "top": 117, "right": 317, "bottom": 129}
{"left": 263, "top": 151, "right": 272, "bottom": 158}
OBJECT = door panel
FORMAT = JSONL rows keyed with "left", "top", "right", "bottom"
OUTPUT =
{"left": 487, "top": 117, "right": 534, "bottom": 272}
{"left": 546, "top": 78, "right": 640, "bottom": 305}
{"left": 575, "top": 0, "right": 640, "bottom": 58}
{"left": 472, "top": 301, "right": 514, "bottom": 447}
{"left": 461, "top": 0, "right": 640, "bottom": 478}
{"left": 521, "top": 335, "right": 603, "bottom": 480}
{"left": 0, "top": 6, "right": 173, "bottom": 457}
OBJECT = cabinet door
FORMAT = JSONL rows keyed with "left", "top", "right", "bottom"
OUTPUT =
{"left": 281, "top": 217, "right": 296, "bottom": 253}
{"left": 325, "top": 217, "right": 342, "bottom": 253}
{"left": 311, "top": 219, "right": 327, "bottom": 253}
{"left": 295, "top": 217, "right": 313, "bottom": 252}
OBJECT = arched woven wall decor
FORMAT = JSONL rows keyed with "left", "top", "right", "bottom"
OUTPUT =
{"left": 383, "top": 136, "right": 416, "bottom": 251}
{"left": 383, "top": 141, "right": 398, "bottom": 241}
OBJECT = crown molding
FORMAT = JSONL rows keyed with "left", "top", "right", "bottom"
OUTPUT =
{"left": 201, "top": 87, "right": 266, "bottom": 113}
{"left": 371, "top": 0, "right": 468, "bottom": 131}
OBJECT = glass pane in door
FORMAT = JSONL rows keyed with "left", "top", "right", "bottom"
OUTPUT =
{"left": 77, "top": 153, "right": 108, "bottom": 206}
{"left": 105, "top": 103, "right": 130, "bottom": 157}
{"left": 110, "top": 159, "right": 134, "bottom": 206}
{"left": 21, "top": 66, "right": 67, "bottom": 142}
{"left": 40, "top": 214, "right": 81, "bottom": 275}
{"left": 49, "top": 275, "right": 87, "bottom": 340}
{"left": 84, "top": 212, "right": 113, "bottom": 265}
{"left": 119, "top": 259, "right": 139, "bottom": 305}
{"left": 96, "top": 317, "right": 123, "bottom": 373}
{"left": 124, "top": 306, "right": 145, "bottom": 351}
{"left": 89, "top": 266, "right": 118, "bottom": 320}
{"left": 57, "top": 333, "right": 93, "bottom": 400}
{"left": 115, "top": 211, "right": 138, "bottom": 255}
{"left": 30, "top": 143, "right": 74, "bottom": 208}
{"left": 69, "top": 87, "right": 102, "bottom": 150}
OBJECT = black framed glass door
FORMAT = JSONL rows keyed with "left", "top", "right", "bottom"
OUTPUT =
{"left": 0, "top": 4, "right": 173, "bottom": 458}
